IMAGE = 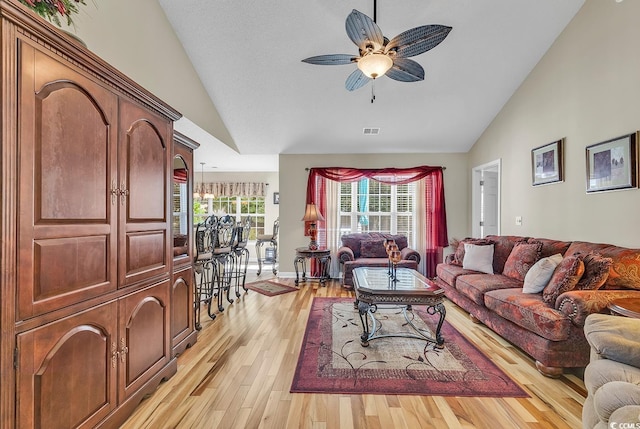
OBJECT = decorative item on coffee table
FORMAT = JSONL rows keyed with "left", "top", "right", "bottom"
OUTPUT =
{"left": 389, "top": 250, "right": 402, "bottom": 281}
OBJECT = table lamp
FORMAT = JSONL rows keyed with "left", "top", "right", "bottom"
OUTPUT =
{"left": 301, "top": 203, "right": 325, "bottom": 250}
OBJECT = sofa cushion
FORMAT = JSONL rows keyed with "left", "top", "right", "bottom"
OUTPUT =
{"left": 486, "top": 235, "right": 525, "bottom": 274}
{"left": 340, "top": 233, "right": 408, "bottom": 259}
{"left": 484, "top": 288, "right": 571, "bottom": 341}
{"left": 436, "top": 263, "right": 478, "bottom": 286}
{"left": 462, "top": 243, "right": 494, "bottom": 274}
{"left": 503, "top": 241, "right": 543, "bottom": 281}
{"left": 543, "top": 254, "right": 585, "bottom": 304}
{"left": 523, "top": 253, "right": 563, "bottom": 294}
{"left": 597, "top": 245, "right": 640, "bottom": 290}
{"left": 575, "top": 252, "right": 613, "bottom": 291}
{"left": 529, "top": 238, "right": 571, "bottom": 259}
{"left": 359, "top": 239, "right": 388, "bottom": 258}
{"left": 455, "top": 274, "right": 522, "bottom": 305}
{"left": 584, "top": 313, "right": 640, "bottom": 367}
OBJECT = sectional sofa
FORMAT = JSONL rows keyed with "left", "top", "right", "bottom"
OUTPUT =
{"left": 435, "top": 235, "right": 640, "bottom": 377}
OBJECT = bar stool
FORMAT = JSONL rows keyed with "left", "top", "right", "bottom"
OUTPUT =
{"left": 193, "top": 215, "right": 216, "bottom": 329}
{"left": 229, "top": 216, "right": 251, "bottom": 297}
{"left": 211, "top": 215, "right": 235, "bottom": 312}
{"left": 256, "top": 218, "right": 278, "bottom": 275}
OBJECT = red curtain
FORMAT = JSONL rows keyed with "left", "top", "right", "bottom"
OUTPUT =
{"left": 305, "top": 166, "right": 448, "bottom": 278}
{"left": 173, "top": 168, "right": 188, "bottom": 184}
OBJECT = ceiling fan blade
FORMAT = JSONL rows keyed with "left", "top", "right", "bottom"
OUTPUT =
{"left": 345, "top": 69, "right": 370, "bottom": 91}
{"left": 345, "top": 9, "right": 384, "bottom": 51}
{"left": 386, "top": 25, "right": 452, "bottom": 58}
{"left": 386, "top": 58, "right": 425, "bottom": 82}
{"left": 302, "top": 54, "right": 357, "bottom": 66}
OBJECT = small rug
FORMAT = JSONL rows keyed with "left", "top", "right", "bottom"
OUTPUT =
{"left": 245, "top": 280, "right": 298, "bottom": 297}
{"left": 291, "top": 298, "right": 528, "bottom": 397}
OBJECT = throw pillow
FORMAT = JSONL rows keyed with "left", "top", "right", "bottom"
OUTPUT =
{"left": 542, "top": 254, "right": 585, "bottom": 305}
{"left": 502, "top": 241, "right": 543, "bottom": 282}
{"left": 462, "top": 243, "right": 494, "bottom": 274}
{"left": 452, "top": 238, "right": 493, "bottom": 266}
{"left": 522, "top": 253, "right": 563, "bottom": 293}
{"left": 575, "top": 252, "right": 613, "bottom": 290}
{"left": 359, "top": 239, "right": 389, "bottom": 258}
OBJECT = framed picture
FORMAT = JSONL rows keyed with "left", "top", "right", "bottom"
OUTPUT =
{"left": 273, "top": 192, "right": 280, "bottom": 204}
{"left": 531, "top": 139, "right": 564, "bottom": 186}
{"left": 586, "top": 132, "right": 637, "bottom": 193}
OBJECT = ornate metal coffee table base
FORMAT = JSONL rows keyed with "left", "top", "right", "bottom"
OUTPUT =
{"left": 352, "top": 267, "right": 447, "bottom": 349}
{"left": 355, "top": 300, "right": 446, "bottom": 348}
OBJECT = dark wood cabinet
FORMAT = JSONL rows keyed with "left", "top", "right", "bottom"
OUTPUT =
{"left": 171, "top": 132, "right": 199, "bottom": 357}
{"left": 0, "top": 1, "right": 185, "bottom": 428}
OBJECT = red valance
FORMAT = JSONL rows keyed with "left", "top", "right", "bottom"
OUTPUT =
{"left": 305, "top": 166, "right": 443, "bottom": 204}
{"left": 305, "top": 166, "right": 449, "bottom": 277}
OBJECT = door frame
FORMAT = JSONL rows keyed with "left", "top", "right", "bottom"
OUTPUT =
{"left": 471, "top": 159, "right": 501, "bottom": 238}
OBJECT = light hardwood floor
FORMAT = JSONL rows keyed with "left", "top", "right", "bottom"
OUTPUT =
{"left": 121, "top": 273, "right": 586, "bottom": 429}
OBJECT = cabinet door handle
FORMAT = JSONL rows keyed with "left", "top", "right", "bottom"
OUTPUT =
{"left": 120, "top": 338, "right": 128, "bottom": 363}
{"left": 111, "top": 342, "right": 118, "bottom": 368}
{"left": 120, "top": 181, "right": 129, "bottom": 205}
{"left": 110, "top": 181, "right": 120, "bottom": 205}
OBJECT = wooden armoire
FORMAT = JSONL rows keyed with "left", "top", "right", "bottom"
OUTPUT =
{"left": 0, "top": 1, "right": 197, "bottom": 427}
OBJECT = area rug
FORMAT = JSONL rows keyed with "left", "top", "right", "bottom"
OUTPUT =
{"left": 291, "top": 298, "right": 528, "bottom": 397}
{"left": 245, "top": 280, "right": 298, "bottom": 297}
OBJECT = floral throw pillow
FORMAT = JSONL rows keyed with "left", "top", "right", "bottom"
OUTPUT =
{"left": 575, "top": 252, "right": 613, "bottom": 290}
{"left": 542, "top": 254, "right": 585, "bottom": 305}
{"left": 502, "top": 241, "right": 543, "bottom": 281}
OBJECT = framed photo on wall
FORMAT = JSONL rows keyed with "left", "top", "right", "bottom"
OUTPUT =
{"left": 273, "top": 192, "right": 280, "bottom": 204}
{"left": 531, "top": 139, "right": 564, "bottom": 186}
{"left": 586, "top": 132, "right": 637, "bottom": 193}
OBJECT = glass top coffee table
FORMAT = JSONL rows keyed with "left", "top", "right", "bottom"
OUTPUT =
{"left": 352, "top": 267, "right": 446, "bottom": 348}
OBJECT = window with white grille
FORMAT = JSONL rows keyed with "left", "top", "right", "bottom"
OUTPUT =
{"left": 338, "top": 178, "right": 416, "bottom": 247}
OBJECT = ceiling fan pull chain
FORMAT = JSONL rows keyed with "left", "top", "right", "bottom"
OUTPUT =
{"left": 371, "top": 80, "right": 376, "bottom": 103}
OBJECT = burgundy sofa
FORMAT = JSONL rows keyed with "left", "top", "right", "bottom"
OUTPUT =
{"left": 337, "top": 232, "right": 421, "bottom": 289}
{"left": 435, "top": 235, "right": 640, "bottom": 377}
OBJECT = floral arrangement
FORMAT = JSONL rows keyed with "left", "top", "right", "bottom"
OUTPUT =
{"left": 20, "top": 0, "right": 86, "bottom": 26}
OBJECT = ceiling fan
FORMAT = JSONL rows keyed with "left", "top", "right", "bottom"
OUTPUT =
{"left": 302, "top": 2, "right": 452, "bottom": 92}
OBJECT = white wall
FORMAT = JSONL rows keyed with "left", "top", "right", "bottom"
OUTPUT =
{"left": 278, "top": 153, "right": 468, "bottom": 274}
{"left": 469, "top": 0, "right": 640, "bottom": 248}
{"left": 61, "top": 0, "right": 234, "bottom": 150}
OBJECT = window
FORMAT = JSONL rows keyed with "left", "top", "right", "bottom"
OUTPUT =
{"left": 195, "top": 196, "right": 265, "bottom": 240}
{"left": 172, "top": 182, "right": 188, "bottom": 234}
{"left": 338, "top": 178, "right": 416, "bottom": 247}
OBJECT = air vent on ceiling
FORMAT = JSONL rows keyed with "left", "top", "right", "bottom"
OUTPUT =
{"left": 363, "top": 128, "right": 380, "bottom": 135}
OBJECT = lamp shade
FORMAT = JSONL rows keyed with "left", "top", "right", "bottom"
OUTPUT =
{"left": 357, "top": 53, "right": 393, "bottom": 79}
{"left": 301, "top": 203, "right": 325, "bottom": 222}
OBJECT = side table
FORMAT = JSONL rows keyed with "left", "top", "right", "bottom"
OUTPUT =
{"left": 294, "top": 247, "right": 331, "bottom": 285}
{"left": 608, "top": 297, "right": 640, "bottom": 318}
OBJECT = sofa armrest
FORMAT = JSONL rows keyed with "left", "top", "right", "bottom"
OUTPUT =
{"left": 556, "top": 289, "right": 640, "bottom": 327}
{"left": 337, "top": 246, "right": 355, "bottom": 264}
{"left": 401, "top": 247, "right": 421, "bottom": 264}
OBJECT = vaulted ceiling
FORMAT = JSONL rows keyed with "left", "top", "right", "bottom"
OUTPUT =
{"left": 157, "top": 1, "right": 584, "bottom": 171}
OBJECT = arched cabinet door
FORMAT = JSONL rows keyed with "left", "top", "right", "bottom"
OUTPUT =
{"left": 118, "top": 280, "right": 171, "bottom": 401}
{"left": 16, "top": 302, "right": 118, "bottom": 429}
{"left": 118, "top": 99, "right": 172, "bottom": 288}
{"left": 17, "top": 41, "right": 118, "bottom": 320}
{"left": 171, "top": 266, "right": 195, "bottom": 356}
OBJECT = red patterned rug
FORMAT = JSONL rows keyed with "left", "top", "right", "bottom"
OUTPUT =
{"left": 245, "top": 280, "right": 298, "bottom": 297}
{"left": 291, "top": 298, "right": 528, "bottom": 397}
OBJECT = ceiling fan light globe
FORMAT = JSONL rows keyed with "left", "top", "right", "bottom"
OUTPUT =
{"left": 357, "top": 53, "right": 393, "bottom": 79}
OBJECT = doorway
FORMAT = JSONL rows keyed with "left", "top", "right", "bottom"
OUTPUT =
{"left": 472, "top": 159, "right": 501, "bottom": 238}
